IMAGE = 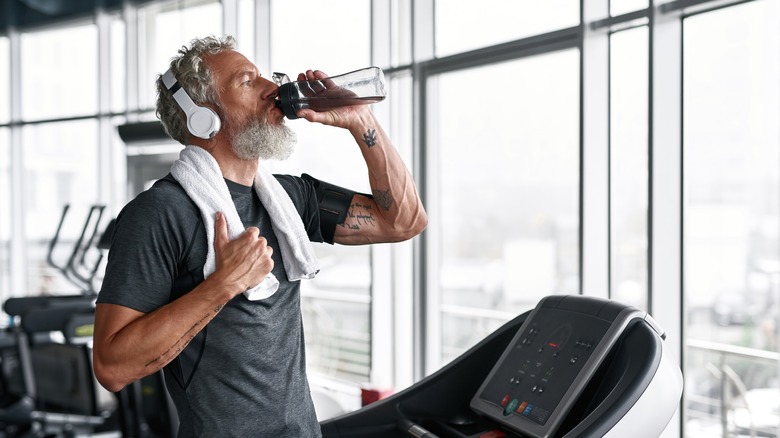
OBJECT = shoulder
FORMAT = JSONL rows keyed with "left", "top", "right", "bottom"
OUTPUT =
{"left": 113, "top": 174, "right": 202, "bottom": 245}
{"left": 273, "top": 174, "right": 315, "bottom": 197}
{"left": 273, "top": 174, "right": 317, "bottom": 210}
{"left": 122, "top": 174, "right": 198, "bottom": 221}
{"left": 272, "top": 174, "right": 323, "bottom": 242}
{"left": 99, "top": 175, "right": 203, "bottom": 312}
{"left": 131, "top": 174, "right": 194, "bottom": 209}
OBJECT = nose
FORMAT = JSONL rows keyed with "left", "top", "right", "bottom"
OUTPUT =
{"left": 259, "top": 76, "right": 279, "bottom": 100}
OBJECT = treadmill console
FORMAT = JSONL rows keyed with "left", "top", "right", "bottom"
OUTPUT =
{"left": 470, "top": 295, "right": 648, "bottom": 438}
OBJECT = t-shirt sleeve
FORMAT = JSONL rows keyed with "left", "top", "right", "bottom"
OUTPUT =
{"left": 97, "top": 181, "right": 198, "bottom": 313}
{"left": 274, "top": 174, "right": 325, "bottom": 244}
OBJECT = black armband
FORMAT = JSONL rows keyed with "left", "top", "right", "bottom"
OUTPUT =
{"left": 302, "top": 173, "right": 370, "bottom": 244}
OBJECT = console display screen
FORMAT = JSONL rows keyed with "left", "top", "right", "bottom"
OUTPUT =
{"left": 471, "top": 302, "right": 616, "bottom": 438}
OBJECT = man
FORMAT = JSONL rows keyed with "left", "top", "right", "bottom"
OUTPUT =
{"left": 92, "top": 35, "right": 427, "bottom": 437}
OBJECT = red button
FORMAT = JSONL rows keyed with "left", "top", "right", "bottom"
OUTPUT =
{"left": 479, "top": 430, "right": 507, "bottom": 438}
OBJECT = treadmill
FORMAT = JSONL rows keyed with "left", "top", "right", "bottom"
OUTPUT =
{"left": 320, "top": 295, "right": 683, "bottom": 438}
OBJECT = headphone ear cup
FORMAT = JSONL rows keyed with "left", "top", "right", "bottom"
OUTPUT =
{"left": 187, "top": 106, "right": 221, "bottom": 139}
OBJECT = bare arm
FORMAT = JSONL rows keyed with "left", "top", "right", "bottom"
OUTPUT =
{"left": 93, "top": 212, "right": 274, "bottom": 392}
{"left": 295, "top": 70, "right": 428, "bottom": 245}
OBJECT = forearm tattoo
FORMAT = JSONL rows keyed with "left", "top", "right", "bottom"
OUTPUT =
{"left": 145, "top": 332, "right": 196, "bottom": 370}
{"left": 145, "top": 302, "right": 226, "bottom": 370}
{"left": 362, "top": 128, "right": 377, "bottom": 148}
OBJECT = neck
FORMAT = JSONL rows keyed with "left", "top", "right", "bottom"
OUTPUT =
{"left": 191, "top": 137, "right": 258, "bottom": 186}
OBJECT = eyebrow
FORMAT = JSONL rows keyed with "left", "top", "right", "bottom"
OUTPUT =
{"left": 232, "top": 69, "right": 259, "bottom": 83}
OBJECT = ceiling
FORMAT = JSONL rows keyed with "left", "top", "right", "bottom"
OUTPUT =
{"left": 0, "top": 0, "right": 155, "bottom": 33}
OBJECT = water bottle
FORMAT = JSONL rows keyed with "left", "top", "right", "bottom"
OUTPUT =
{"left": 273, "top": 66, "right": 387, "bottom": 119}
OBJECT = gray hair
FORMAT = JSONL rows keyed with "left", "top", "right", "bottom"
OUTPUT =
{"left": 155, "top": 35, "right": 237, "bottom": 144}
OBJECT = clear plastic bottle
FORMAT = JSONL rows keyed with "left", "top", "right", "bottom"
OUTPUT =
{"left": 273, "top": 66, "right": 387, "bottom": 119}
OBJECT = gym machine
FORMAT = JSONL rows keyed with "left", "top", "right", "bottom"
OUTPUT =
{"left": 0, "top": 205, "right": 176, "bottom": 437}
{"left": 320, "top": 295, "right": 683, "bottom": 438}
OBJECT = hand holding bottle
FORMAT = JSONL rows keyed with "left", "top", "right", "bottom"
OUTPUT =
{"left": 273, "top": 67, "right": 387, "bottom": 120}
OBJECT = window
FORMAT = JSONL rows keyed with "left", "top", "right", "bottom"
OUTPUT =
{"left": 110, "top": 16, "right": 126, "bottom": 114}
{"left": 610, "top": 0, "right": 649, "bottom": 16}
{"left": 389, "top": 0, "right": 413, "bottom": 67}
{"left": 683, "top": 1, "right": 780, "bottom": 436}
{"left": 610, "top": 26, "right": 649, "bottom": 310}
{"left": 0, "top": 37, "right": 9, "bottom": 304}
{"left": 0, "top": 128, "right": 9, "bottom": 304}
{"left": 22, "top": 120, "right": 99, "bottom": 294}
{"left": 0, "top": 36, "right": 9, "bottom": 123}
{"left": 432, "top": 49, "right": 580, "bottom": 367}
{"left": 434, "top": 0, "right": 579, "bottom": 58}
{"left": 270, "top": 0, "right": 373, "bottom": 386}
{"left": 270, "top": 0, "right": 370, "bottom": 75}
{"left": 139, "top": 0, "right": 223, "bottom": 110}
{"left": 237, "top": 0, "right": 255, "bottom": 59}
{"left": 21, "top": 25, "right": 98, "bottom": 121}
{"left": 18, "top": 24, "right": 102, "bottom": 296}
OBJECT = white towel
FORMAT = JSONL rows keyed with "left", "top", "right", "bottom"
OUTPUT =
{"left": 171, "top": 145, "right": 319, "bottom": 300}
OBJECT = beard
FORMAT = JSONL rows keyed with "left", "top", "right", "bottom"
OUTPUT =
{"left": 229, "top": 113, "right": 296, "bottom": 161}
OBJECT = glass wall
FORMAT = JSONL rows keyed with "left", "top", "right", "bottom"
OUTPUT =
{"left": 270, "top": 0, "right": 370, "bottom": 75}
{"left": 434, "top": 0, "right": 579, "bottom": 57}
{"left": 20, "top": 25, "right": 98, "bottom": 121}
{"left": 432, "top": 49, "right": 581, "bottom": 366}
{"left": 0, "top": 36, "right": 9, "bottom": 303}
{"left": 610, "top": 26, "right": 649, "bottom": 311}
{"left": 19, "top": 25, "right": 100, "bottom": 296}
{"left": 610, "top": 0, "right": 649, "bottom": 16}
{"left": 270, "top": 0, "right": 373, "bottom": 387}
{"left": 139, "top": 0, "right": 223, "bottom": 111}
{"left": 0, "top": 127, "right": 9, "bottom": 304}
{"left": 109, "top": 16, "right": 126, "bottom": 115}
{"left": 0, "top": 36, "right": 8, "bottom": 123}
{"left": 22, "top": 121, "right": 100, "bottom": 294}
{"left": 683, "top": 1, "right": 780, "bottom": 436}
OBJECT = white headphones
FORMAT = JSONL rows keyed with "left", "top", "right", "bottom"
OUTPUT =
{"left": 162, "top": 69, "right": 221, "bottom": 139}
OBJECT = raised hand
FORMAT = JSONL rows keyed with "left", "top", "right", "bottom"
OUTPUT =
{"left": 212, "top": 211, "right": 274, "bottom": 296}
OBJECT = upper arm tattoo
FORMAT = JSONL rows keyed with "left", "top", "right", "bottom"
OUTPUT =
{"left": 339, "top": 200, "right": 377, "bottom": 231}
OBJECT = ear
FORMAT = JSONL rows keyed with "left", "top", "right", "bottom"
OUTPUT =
{"left": 162, "top": 69, "right": 222, "bottom": 139}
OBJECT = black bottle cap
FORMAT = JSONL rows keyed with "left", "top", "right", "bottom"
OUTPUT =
{"left": 277, "top": 83, "right": 300, "bottom": 120}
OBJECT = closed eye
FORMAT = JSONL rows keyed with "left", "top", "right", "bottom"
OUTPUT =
{"left": 235, "top": 70, "right": 257, "bottom": 87}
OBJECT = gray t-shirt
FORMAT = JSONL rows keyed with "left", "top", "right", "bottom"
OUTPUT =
{"left": 97, "top": 173, "right": 325, "bottom": 438}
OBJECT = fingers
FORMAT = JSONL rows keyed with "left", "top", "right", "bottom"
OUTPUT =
{"left": 239, "top": 228, "right": 275, "bottom": 288}
{"left": 243, "top": 226, "right": 260, "bottom": 239}
{"left": 213, "top": 217, "right": 275, "bottom": 295}
{"left": 236, "top": 227, "right": 270, "bottom": 258}
{"left": 298, "top": 70, "right": 330, "bottom": 92}
{"left": 303, "top": 69, "right": 327, "bottom": 80}
{"left": 214, "top": 211, "right": 229, "bottom": 251}
{"left": 310, "top": 70, "right": 335, "bottom": 90}
{"left": 240, "top": 228, "right": 274, "bottom": 262}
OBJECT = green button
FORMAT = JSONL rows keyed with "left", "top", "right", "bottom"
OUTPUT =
{"left": 504, "top": 398, "right": 519, "bottom": 416}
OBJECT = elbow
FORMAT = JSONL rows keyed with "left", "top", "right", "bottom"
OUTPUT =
{"left": 410, "top": 211, "right": 429, "bottom": 238}
{"left": 93, "top": 354, "right": 129, "bottom": 393}
{"left": 393, "top": 209, "right": 428, "bottom": 242}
